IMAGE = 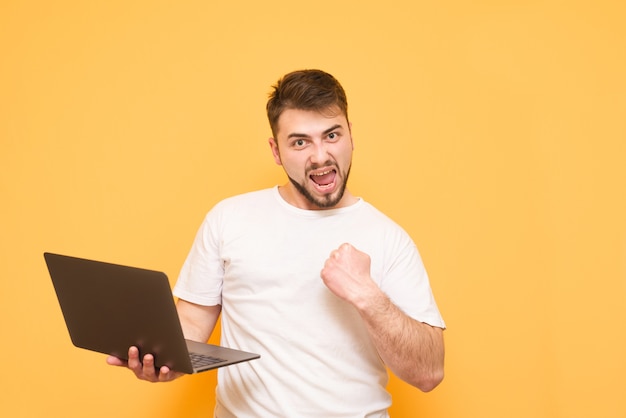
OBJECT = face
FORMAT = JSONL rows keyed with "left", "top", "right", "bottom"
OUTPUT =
{"left": 269, "top": 107, "right": 354, "bottom": 210}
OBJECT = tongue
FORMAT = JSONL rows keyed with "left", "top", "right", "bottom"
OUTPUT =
{"left": 311, "top": 171, "right": 336, "bottom": 186}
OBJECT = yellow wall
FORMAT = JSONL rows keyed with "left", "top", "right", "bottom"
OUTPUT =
{"left": 1, "top": 1, "right": 625, "bottom": 417}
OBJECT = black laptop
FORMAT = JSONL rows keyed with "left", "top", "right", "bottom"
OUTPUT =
{"left": 44, "top": 252, "right": 259, "bottom": 374}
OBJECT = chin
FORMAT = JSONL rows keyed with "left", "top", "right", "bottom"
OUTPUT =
{"left": 307, "top": 186, "right": 346, "bottom": 208}
{"left": 289, "top": 176, "right": 345, "bottom": 209}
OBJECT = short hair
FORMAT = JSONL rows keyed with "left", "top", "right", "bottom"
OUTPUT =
{"left": 266, "top": 69, "right": 349, "bottom": 137}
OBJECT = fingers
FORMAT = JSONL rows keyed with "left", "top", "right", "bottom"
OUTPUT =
{"left": 157, "top": 366, "right": 178, "bottom": 382}
{"left": 329, "top": 243, "right": 361, "bottom": 268}
{"left": 127, "top": 346, "right": 143, "bottom": 374}
{"left": 107, "top": 346, "right": 181, "bottom": 382}
{"left": 331, "top": 243, "right": 352, "bottom": 258}
{"left": 338, "top": 242, "right": 353, "bottom": 251}
{"left": 327, "top": 243, "right": 350, "bottom": 263}
{"left": 324, "top": 243, "right": 350, "bottom": 273}
{"left": 112, "top": 346, "right": 163, "bottom": 382}
{"left": 138, "top": 352, "right": 160, "bottom": 382}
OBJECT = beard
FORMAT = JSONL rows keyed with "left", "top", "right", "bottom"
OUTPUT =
{"left": 288, "top": 164, "right": 351, "bottom": 209}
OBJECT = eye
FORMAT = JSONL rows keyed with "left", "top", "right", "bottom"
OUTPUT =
{"left": 327, "top": 132, "right": 338, "bottom": 140}
{"left": 294, "top": 139, "right": 306, "bottom": 147}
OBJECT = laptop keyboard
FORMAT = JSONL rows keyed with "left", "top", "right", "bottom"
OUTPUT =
{"left": 190, "top": 352, "right": 226, "bottom": 368}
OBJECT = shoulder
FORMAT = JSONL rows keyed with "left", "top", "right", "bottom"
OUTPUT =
{"left": 195, "top": 188, "right": 277, "bottom": 238}
{"left": 355, "top": 200, "right": 417, "bottom": 248}
{"left": 358, "top": 200, "right": 405, "bottom": 230}
{"left": 212, "top": 187, "right": 276, "bottom": 212}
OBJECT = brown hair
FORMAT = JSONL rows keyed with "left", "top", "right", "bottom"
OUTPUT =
{"left": 266, "top": 69, "right": 349, "bottom": 137}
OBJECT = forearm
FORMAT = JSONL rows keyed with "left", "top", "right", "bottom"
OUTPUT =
{"left": 176, "top": 299, "right": 221, "bottom": 343}
{"left": 355, "top": 289, "right": 445, "bottom": 392}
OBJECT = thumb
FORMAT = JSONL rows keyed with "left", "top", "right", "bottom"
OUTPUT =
{"left": 106, "top": 355, "right": 128, "bottom": 367}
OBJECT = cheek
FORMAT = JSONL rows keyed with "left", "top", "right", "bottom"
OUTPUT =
{"left": 337, "top": 145, "right": 354, "bottom": 168}
{"left": 279, "top": 154, "right": 306, "bottom": 176}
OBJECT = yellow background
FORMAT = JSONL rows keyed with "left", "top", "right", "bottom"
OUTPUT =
{"left": 2, "top": 1, "right": 625, "bottom": 417}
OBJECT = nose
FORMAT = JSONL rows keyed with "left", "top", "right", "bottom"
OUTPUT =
{"left": 310, "top": 142, "right": 330, "bottom": 165}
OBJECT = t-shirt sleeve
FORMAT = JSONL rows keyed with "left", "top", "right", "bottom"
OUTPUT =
{"left": 173, "top": 209, "right": 224, "bottom": 306}
{"left": 380, "top": 233, "right": 446, "bottom": 329}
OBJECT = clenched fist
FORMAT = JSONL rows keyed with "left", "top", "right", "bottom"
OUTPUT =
{"left": 320, "top": 243, "right": 380, "bottom": 307}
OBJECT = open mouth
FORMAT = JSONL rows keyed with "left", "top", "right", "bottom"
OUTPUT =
{"left": 309, "top": 169, "right": 337, "bottom": 191}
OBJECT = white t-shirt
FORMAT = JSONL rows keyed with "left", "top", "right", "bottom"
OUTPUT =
{"left": 173, "top": 187, "right": 445, "bottom": 417}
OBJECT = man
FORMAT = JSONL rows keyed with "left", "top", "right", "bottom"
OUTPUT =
{"left": 108, "top": 69, "right": 445, "bottom": 417}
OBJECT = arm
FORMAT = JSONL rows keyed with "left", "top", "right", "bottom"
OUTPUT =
{"left": 106, "top": 300, "right": 221, "bottom": 383}
{"left": 321, "top": 243, "right": 444, "bottom": 392}
{"left": 177, "top": 299, "right": 221, "bottom": 343}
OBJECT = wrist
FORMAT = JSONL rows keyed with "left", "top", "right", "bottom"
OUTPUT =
{"left": 353, "top": 284, "right": 389, "bottom": 315}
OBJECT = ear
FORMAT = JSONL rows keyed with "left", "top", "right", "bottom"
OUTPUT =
{"left": 268, "top": 137, "right": 282, "bottom": 166}
{"left": 348, "top": 121, "right": 355, "bottom": 150}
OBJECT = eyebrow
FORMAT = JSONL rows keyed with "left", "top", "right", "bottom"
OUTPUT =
{"left": 287, "top": 124, "right": 344, "bottom": 139}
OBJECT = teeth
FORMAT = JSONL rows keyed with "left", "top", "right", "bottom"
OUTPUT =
{"left": 311, "top": 170, "right": 333, "bottom": 176}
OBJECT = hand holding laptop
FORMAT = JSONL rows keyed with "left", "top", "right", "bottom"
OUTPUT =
{"left": 106, "top": 346, "right": 184, "bottom": 383}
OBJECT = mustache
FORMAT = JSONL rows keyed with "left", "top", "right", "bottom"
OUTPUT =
{"left": 307, "top": 160, "right": 337, "bottom": 171}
